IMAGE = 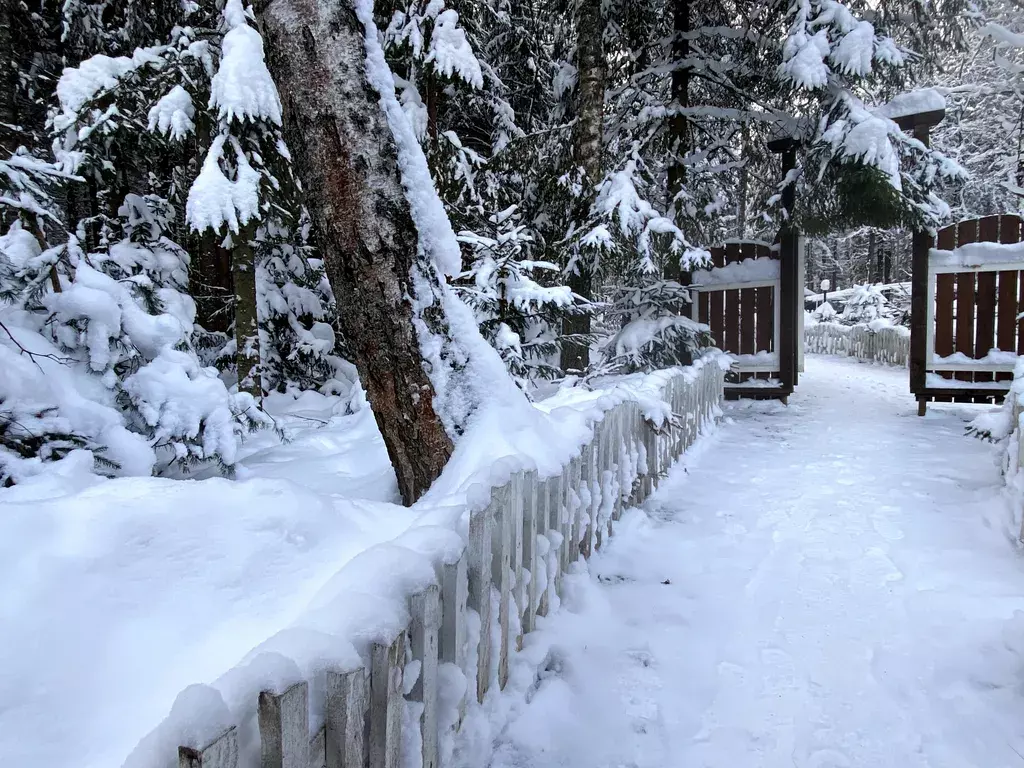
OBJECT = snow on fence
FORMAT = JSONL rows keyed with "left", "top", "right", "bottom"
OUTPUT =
{"left": 804, "top": 321, "right": 911, "bottom": 367}
{"left": 166, "top": 360, "right": 726, "bottom": 768}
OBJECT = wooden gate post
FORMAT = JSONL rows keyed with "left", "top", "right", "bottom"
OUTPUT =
{"left": 769, "top": 136, "right": 800, "bottom": 401}
{"left": 896, "top": 108, "right": 945, "bottom": 415}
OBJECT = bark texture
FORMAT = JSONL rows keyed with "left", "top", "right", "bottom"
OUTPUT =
{"left": 259, "top": 0, "right": 453, "bottom": 506}
{"left": 666, "top": 0, "right": 691, "bottom": 207}
{"left": 560, "top": 0, "right": 605, "bottom": 374}
{"left": 233, "top": 224, "right": 261, "bottom": 400}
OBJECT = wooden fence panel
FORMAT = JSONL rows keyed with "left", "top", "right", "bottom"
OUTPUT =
{"left": 954, "top": 219, "right": 979, "bottom": 382}
{"left": 740, "top": 242, "right": 756, "bottom": 358}
{"left": 724, "top": 242, "right": 741, "bottom": 358}
{"left": 410, "top": 586, "right": 440, "bottom": 768}
{"left": 708, "top": 247, "right": 725, "bottom": 348}
{"left": 755, "top": 245, "right": 773, "bottom": 376}
{"left": 259, "top": 682, "right": 309, "bottom": 768}
{"left": 975, "top": 216, "right": 1000, "bottom": 382}
{"left": 997, "top": 216, "right": 1021, "bottom": 374}
{"left": 1001, "top": 216, "right": 1024, "bottom": 358}
{"left": 934, "top": 225, "right": 956, "bottom": 366}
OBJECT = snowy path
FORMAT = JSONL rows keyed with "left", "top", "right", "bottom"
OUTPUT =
{"left": 481, "top": 355, "right": 1024, "bottom": 768}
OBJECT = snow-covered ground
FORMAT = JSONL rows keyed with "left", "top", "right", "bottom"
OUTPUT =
{"left": 472, "top": 355, "right": 1024, "bottom": 768}
{"left": 0, "top": 362, "right": 701, "bottom": 768}
{"left": 0, "top": 394, "right": 411, "bottom": 768}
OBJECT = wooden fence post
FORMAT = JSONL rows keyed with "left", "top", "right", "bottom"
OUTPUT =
{"left": 369, "top": 633, "right": 404, "bottom": 768}
{"left": 410, "top": 585, "right": 440, "bottom": 768}
{"left": 490, "top": 482, "right": 512, "bottom": 690}
{"left": 325, "top": 669, "right": 367, "bottom": 768}
{"left": 258, "top": 683, "right": 309, "bottom": 768}
{"left": 521, "top": 470, "right": 539, "bottom": 636}
{"left": 579, "top": 443, "right": 594, "bottom": 559}
{"left": 560, "top": 463, "right": 573, "bottom": 575}
{"left": 179, "top": 729, "right": 239, "bottom": 768}
{"left": 545, "top": 473, "right": 563, "bottom": 609}
{"left": 467, "top": 497, "right": 493, "bottom": 703}
{"left": 440, "top": 552, "right": 468, "bottom": 722}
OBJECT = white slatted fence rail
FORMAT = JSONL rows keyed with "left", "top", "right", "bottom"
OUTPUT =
{"left": 172, "top": 359, "right": 726, "bottom": 768}
{"left": 804, "top": 322, "right": 911, "bottom": 367}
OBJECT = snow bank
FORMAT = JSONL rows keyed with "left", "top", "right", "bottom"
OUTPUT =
{"left": 0, "top": 352, "right": 728, "bottom": 768}
{"left": 0, "top": 476, "right": 418, "bottom": 768}
{"left": 978, "top": 358, "right": 1024, "bottom": 538}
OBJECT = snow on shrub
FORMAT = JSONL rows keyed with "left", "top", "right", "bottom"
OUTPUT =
{"left": 840, "top": 284, "right": 891, "bottom": 325}
{"left": 0, "top": 195, "right": 262, "bottom": 483}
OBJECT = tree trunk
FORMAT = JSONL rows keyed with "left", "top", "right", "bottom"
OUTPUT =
{"left": 560, "top": 0, "right": 604, "bottom": 374}
{"left": 736, "top": 124, "right": 749, "bottom": 240}
{"left": 232, "top": 223, "right": 261, "bottom": 401}
{"left": 259, "top": 0, "right": 453, "bottom": 506}
{"left": 871, "top": 229, "right": 882, "bottom": 283}
{"left": 0, "top": 0, "right": 17, "bottom": 155}
{"left": 194, "top": 228, "right": 234, "bottom": 335}
{"left": 666, "top": 0, "right": 690, "bottom": 210}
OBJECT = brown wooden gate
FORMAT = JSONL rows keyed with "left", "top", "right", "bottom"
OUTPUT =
{"left": 910, "top": 214, "right": 1024, "bottom": 410}
{"left": 690, "top": 239, "right": 800, "bottom": 401}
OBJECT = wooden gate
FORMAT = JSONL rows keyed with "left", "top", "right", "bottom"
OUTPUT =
{"left": 690, "top": 239, "right": 801, "bottom": 401}
{"left": 910, "top": 214, "right": 1024, "bottom": 410}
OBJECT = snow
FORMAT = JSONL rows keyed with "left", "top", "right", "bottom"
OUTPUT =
{"left": 0, "top": 348, "right": 722, "bottom": 768}
{"left": 472, "top": 356, "right": 1024, "bottom": 768}
{"left": 354, "top": 0, "right": 463, "bottom": 278}
{"left": 209, "top": 0, "right": 283, "bottom": 126}
{"left": 692, "top": 257, "right": 780, "bottom": 286}
{"left": 610, "top": 316, "right": 710, "bottom": 362}
{"left": 148, "top": 85, "right": 196, "bottom": 141}
{"left": 0, "top": 398, "right": 407, "bottom": 768}
{"left": 0, "top": 318, "right": 157, "bottom": 479}
{"left": 930, "top": 241, "right": 1024, "bottom": 270}
{"left": 832, "top": 21, "right": 876, "bottom": 76}
{"left": 824, "top": 100, "right": 902, "bottom": 189}
{"left": 186, "top": 134, "right": 261, "bottom": 234}
{"left": 933, "top": 350, "right": 1018, "bottom": 366}
{"left": 53, "top": 47, "right": 165, "bottom": 131}
{"left": 982, "top": 22, "right": 1024, "bottom": 49}
{"left": 728, "top": 351, "right": 779, "bottom": 367}
{"left": 426, "top": 10, "right": 484, "bottom": 89}
{"left": 877, "top": 87, "right": 946, "bottom": 120}
{"left": 926, "top": 373, "right": 1012, "bottom": 390}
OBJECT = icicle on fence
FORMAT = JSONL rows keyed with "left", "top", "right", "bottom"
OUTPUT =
{"left": 804, "top": 322, "right": 911, "bottom": 367}
{"left": 173, "top": 360, "right": 725, "bottom": 768}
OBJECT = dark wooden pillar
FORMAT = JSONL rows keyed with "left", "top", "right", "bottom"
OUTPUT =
{"left": 770, "top": 137, "right": 800, "bottom": 397}
{"left": 896, "top": 109, "right": 945, "bottom": 414}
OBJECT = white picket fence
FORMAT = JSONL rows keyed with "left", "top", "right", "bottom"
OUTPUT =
{"left": 174, "top": 358, "right": 726, "bottom": 768}
{"left": 804, "top": 321, "right": 911, "bottom": 367}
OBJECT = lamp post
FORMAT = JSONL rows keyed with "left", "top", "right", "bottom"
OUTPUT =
{"left": 820, "top": 278, "right": 830, "bottom": 309}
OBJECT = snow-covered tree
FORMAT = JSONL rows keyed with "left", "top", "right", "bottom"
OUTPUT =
{"left": 377, "top": 0, "right": 582, "bottom": 387}
{"left": 934, "top": 7, "right": 1024, "bottom": 217}
{"left": 840, "top": 283, "right": 892, "bottom": 324}
{"left": 456, "top": 206, "right": 578, "bottom": 388}
{"left": 815, "top": 300, "right": 838, "bottom": 322}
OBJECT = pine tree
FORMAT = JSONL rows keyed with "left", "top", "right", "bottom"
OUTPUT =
{"left": 840, "top": 283, "right": 893, "bottom": 325}
{"left": 934, "top": 6, "right": 1024, "bottom": 217}
{"left": 456, "top": 206, "right": 576, "bottom": 388}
